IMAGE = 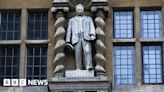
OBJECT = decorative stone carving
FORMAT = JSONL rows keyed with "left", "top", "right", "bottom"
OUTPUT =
{"left": 91, "top": 0, "right": 110, "bottom": 76}
{"left": 49, "top": 1, "right": 111, "bottom": 92}
{"left": 51, "top": 0, "right": 69, "bottom": 79}
{"left": 51, "top": 0, "right": 110, "bottom": 78}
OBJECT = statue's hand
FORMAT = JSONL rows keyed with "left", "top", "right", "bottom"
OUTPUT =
{"left": 90, "top": 35, "right": 95, "bottom": 40}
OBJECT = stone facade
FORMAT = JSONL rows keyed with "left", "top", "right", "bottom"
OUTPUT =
{"left": 0, "top": 0, "right": 164, "bottom": 92}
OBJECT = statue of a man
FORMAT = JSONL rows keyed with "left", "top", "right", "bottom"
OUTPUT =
{"left": 65, "top": 4, "right": 96, "bottom": 70}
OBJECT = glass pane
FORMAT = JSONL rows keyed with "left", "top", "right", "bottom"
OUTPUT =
{"left": 143, "top": 46, "right": 162, "bottom": 84}
{"left": 114, "top": 46, "right": 135, "bottom": 85}
{"left": 0, "top": 12, "right": 20, "bottom": 40}
{"left": 27, "top": 67, "right": 33, "bottom": 76}
{"left": 27, "top": 11, "right": 48, "bottom": 40}
{"left": 114, "top": 11, "right": 133, "bottom": 38}
{"left": 141, "top": 10, "right": 162, "bottom": 38}
{"left": 26, "top": 46, "right": 47, "bottom": 79}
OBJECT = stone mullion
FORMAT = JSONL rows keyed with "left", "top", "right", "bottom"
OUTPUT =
{"left": 134, "top": 6, "right": 142, "bottom": 86}
{"left": 19, "top": 9, "right": 27, "bottom": 79}
{"left": 47, "top": 9, "right": 54, "bottom": 80}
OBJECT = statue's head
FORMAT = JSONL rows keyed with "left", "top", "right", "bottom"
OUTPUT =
{"left": 75, "top": 4, "right": 84, "bottom": 16}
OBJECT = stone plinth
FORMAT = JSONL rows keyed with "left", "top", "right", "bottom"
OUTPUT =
{"left": 49, "top": 70, "right": 111, "bottom": 92}
{"left": 65, "top": 70, "right": 94, "bottom": 77}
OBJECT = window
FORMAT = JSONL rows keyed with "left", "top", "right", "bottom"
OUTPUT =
{"left": 26, "top": 45, "right": 47, "bottom": 80}
{"left": 0, "top": 11, "right": 21, "bottom": 40}
{"left": 0, "top": 46, "right": 20, "bottom": 85}
{"left": 114, "top": 11, "right": 133, "bottom": 38}
{"left": 141, "top": 10, "right": 162, "bottom": 38}
{"left": 113, "top": 46, "right": 135, "bottom": 85}
{"left": 27, "top": 11, "right": 48, "bottom": 40}
{"left": 142, "top": 46, "right": 163, "bottom": 84}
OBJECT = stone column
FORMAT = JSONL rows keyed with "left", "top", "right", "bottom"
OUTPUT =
{"left": 51, "top": 0, "right": 69, "bottom": 80}
{"left": 91, "top": 0, "right": 110, "bottom": 77}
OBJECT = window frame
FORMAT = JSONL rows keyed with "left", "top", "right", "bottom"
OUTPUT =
{"left": 0, "top": 11, "right": 21, "bottom": 40}
{"left": 27, "top": 10, "right": 48, "bottom": 40}
{"left": 142, "top": 45, "right": 163, "bottom": 84}
{"left": 113, "top": 45, "right": 136, "bottom": 85}
{"left": 113, "top": 10, "right": 134, "bottom": 39}
{"left": 26, "top": 45, "right": 48, "bottom": 80}
{"left": 140, "top": 9, "right": 162, "bottom": 38}
{"left": 0, "top": 45, "right": 20, "bottom": 85}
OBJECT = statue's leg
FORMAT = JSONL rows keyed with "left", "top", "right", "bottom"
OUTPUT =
{"left": 74, "top": 40, "right": 83, "bottom": 70}
{"left": 82, "top": 40, "right": 93, "bottom": 70}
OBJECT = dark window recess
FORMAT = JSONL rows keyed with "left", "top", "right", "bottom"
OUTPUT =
{"left": 26, "top": 45, "right": 47, "bottom": 80}
{"left": 27, "top": 11, "right": 48, "bottom": 40}
{"left": 0, "top": 46, "right": 20, "bottom": 85}
{"left": 0, "top": 11, "right": 21, "bottom": 40}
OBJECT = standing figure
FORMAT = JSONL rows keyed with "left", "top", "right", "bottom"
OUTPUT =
{"left": 65, "top": 4, "right": 96, "bottom": 70}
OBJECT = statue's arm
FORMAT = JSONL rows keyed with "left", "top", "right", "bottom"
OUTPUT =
{"left": 89, "top": 17, "right": 96, "bottom": 37}
{"left": 89, "top": 17, "right": 96, "bottom": 40}
{"left": 66, "top": 20, "right": 72, "bottom": 43}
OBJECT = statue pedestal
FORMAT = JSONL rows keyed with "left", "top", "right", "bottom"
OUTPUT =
{"left": 49, "top": 70, "right": 112, "bottom": 92}
{"left": 65, "top": 70, "right": 94, "bottom": 77}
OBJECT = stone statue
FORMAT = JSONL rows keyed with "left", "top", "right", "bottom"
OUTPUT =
{"left": 65, "top": 4, "right": 96, "bottom": 70}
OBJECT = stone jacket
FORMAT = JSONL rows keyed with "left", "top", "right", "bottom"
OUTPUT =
{"left": 66, "top": 16, "right": 96, "bottom": 45}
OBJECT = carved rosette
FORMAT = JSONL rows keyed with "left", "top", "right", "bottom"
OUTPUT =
{"left": 51, "top": 1, "right": 69, "bottom": 78}
{"left": 91, "top": 0, "right": 110, "bottom": 76}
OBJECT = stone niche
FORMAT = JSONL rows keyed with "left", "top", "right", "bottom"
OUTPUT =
{"left": 49, "top": 0, "right": 111, "bottom": 92}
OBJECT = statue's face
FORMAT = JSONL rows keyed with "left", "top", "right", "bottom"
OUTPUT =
{"left": 76, "top": 5, "right": 84, "bottom": 15}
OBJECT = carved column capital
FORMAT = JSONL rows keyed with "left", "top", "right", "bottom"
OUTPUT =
{"left": 51, "top": 7, "right": 69, "bottom": 13}
{"left": 51, "top": 0, "right": 69, "bottom": 19}
{"left": 91, "top": 0, "right": 110, "bottom": 17}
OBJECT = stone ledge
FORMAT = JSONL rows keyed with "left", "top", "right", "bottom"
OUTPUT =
{"left": 49, "top": 78, "right": 111, "bottom": 92}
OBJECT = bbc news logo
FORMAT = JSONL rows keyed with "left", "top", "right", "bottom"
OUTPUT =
{"left": 3, "top": 79, "right": 48, "bottom": 86}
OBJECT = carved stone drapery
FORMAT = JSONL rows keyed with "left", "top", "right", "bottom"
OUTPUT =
{"left": 91, "top": 0, "right": 110, "bottom": 76}
{"left": 51, "top": 1, "right": 69, "bottom": 79}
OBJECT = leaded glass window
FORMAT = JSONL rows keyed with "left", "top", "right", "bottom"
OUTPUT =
{"left": 26, "top": 45, "right": 47, "bottom": 80}
{"left": 114, "top": 11, "right": 133, "bottom": 38}
{"left": 114, "top": 46, "right": 135, "bottom": 85}
{"left": 141, "top": 11, "right": 162, "bottom": 38}
{"left": 142, "top": 46, "right": 162, "bottom": 84}
{"left": 0, "top": 11, "right": 21, "bottom": 40}
{"left": 27, "top": 11, "right": 48, "bottom": 40}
